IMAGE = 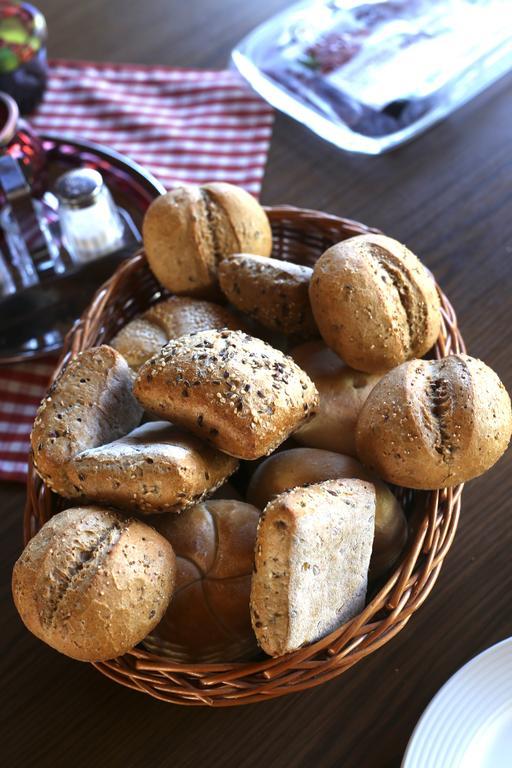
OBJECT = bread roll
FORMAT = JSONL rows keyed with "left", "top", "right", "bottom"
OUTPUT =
{"left": 218, "top": 253, "right": 316, "bottom": 338}
{"left": 143, "top": 183, "right": 272, "bottom": 297}
{"left": 251, "top": 479, "right": 375, "bottom": 657}
{"left": 111, "top": 296, "right": 244, "bottom": 370}
{"left": 290, "top": 340, "right": 381, "bottom": 455}
{"left": 246, "top": 447, "right": 406, "bottom": 580}
{"left": 246, "top": 447, "right": 372, "bottom": 509}
{"left": 210, "top": 482, "right": 243, "bottom": 501}
{"left": 133, "top": 329, "right": 319, "bottom": 460}
{"left": 309, "top": 234, "right": 441, "bottom": 373}
{"left": 356, "top": 355, "right": 512, "bottom": 489}
{"left": 68, "top": 421, "right": 238, "bottom": 514}
{"left": 370, "top": 485, "right": 408, "bottom": 580}
{"left": 144, "top": 499, "right": 260, "bottom": 662}
{"left": 31, "top": 346, "right": 142, "bottom": 497}
{"left": 12, "top": 507, "right": 176, "bottom": 661}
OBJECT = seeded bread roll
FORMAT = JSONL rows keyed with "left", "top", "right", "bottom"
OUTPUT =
{"left": 144, "top": 499, "right": 260, "bottom": 662}
{"left": 251, "top": 479, "right": 375, "bottom": 657}
{"left": 356, "top": 355, "right": 512, "bottom": 489}
{"left": 68, "top": 421, "right": 238, "bottom": 514}
{"left": 111, "top": 296, "right": 244, "bottom": 370}
{"left": 133, "top": 330, "right": 319, "bottom": 460}
{"left": 12, "top": 506, "right": 176, "bottom": 661}
{"left": 247, "top": 447, "right": 406, "bottom": 580}
{"left": 290, "top": 340, "right": 381, "bottom": 455}
{"left": 218, "top": 253, "right": 316, "bottom": 338}
{"left": 143, "top": 183, "right": 272, "bottom": 297}
{"left": 31, "top": 346, "right": 142, "bottom": 497}
{"left": 309, "top": 234, "right": 441, "bottom": 373}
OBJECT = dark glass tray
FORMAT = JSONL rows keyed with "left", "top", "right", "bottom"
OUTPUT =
{"left": 0, "top": 134, "right": 165, "bottom": 364}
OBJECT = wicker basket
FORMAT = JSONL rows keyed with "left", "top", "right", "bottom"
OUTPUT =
{"left": 24, "top": 206, "right": 466, "bottom": 706}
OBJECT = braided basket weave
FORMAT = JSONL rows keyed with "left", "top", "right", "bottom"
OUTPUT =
{"left": 24, "top": 206, "right": 465, "bottom": 706}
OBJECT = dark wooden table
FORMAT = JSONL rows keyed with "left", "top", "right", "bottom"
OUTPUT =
{"left": 2, "top": 2, "right": 512, "bottom": 766}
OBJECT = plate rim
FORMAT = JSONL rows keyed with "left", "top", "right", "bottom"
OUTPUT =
{"left": 402, "top": 636, "right": 512, "bottom": 768}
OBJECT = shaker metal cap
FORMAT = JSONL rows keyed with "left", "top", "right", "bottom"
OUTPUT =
{"left": 54, "top": 168, "right": 104, "bottom": 209}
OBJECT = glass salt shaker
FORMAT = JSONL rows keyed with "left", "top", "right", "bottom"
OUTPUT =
{"left": 54, "top": 168, "right": 127, "bottom": 263}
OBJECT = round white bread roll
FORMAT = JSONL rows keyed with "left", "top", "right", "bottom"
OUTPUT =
{"left": 290, "top": 340, "right": 381, "bottom": 456}
{"left": 247, "top": 448, "right": 407, "bottom": 580}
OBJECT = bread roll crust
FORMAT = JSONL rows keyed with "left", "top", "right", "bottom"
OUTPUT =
{"left": 111, "top": 318, "right": 167, "bottom": 371}
{"left": 356, "top": 354, "right": 512, "bottom": 488}
{"left": 290, "top": 340, "right": 381, "bottom": 455}
{"left": 202, "top": 182, "right": 272, "bottom": 259}
{"left": 145, "top": 499, "right": 260, "bottom": 662}
{"left": 31, "top": 346, "right": 142, "bottom": 497}
{"left": 143, "top": 183, "right": 272, "bottom": 297}
{"left": 218, "top": 253, "right": 316, "bottom": 337}
{"left": 12, "top": 506, "right": 176, "bottom": 661}
{"left": 309, "top": 234, "right": 441, "bottom": 373}
{"left": 246, "top": 447, "right": 406, "bottom": 580}
{"left": 143, "top": 186, "right": 215, "bottom": 297}
{"left": 246, "top": 447, "right": 372, "bottom": 510}
{"left": 68, "top": 421, "right": 239, "bottom": 514}
{"left": 251, "top": 479, "right": 375, "bottom": 657}
{"left": 111, "top": 296, "right": 244, "bottom": 370}
{"left": 133, "top": 329, "right": 319, "bottom": 460}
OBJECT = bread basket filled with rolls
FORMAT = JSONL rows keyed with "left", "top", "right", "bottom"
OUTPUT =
{"left": 18, "top": 183, "right": 512, "bottom": 706}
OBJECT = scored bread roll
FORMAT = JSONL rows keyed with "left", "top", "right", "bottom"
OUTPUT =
{"left": 309, "top": 234, "right": 441, "bottom": 373}
{"left": 356, "top": 355, "right": 512, "bottom": 489}
{"left": 290, "top": 340, "right": 381, "bottom": 455}
{"left": 246, "top": 447, "right": 406, "bottom": 580}
{"left": 12, "top": 506, "right": 176, "bottom": 662}
{"left": 143, "top": 183, "right": 272, "bottom": 297}
{"left": 68, "top": 421, "right": 239, "bottom": 514}
{"left": 133, "top": 329, "right": 319, "bottom": 460}
{"left": 251, "top": 479, "right": 375, "bottom": 657}
{"left": 111, "top": 295, "right": 244, "bottom": 370}
{"left": 31, "top": 346, "right": 142, "bottom": 497}
{"left": 218, "top": 253, "right": 317, "bottom": 338}
{"left": 145, "top": 499, "right": 260, "bottom": 663}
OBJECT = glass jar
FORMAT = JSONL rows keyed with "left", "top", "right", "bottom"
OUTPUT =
{"left": 54, "top": 168, "right": 128, "bottom": 263}
{"left": 0, "top": 2, "right": 48, "bottom": 115}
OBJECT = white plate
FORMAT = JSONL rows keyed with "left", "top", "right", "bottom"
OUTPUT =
{"left": 402, "top": 637, "right": 512, "bottom": 768}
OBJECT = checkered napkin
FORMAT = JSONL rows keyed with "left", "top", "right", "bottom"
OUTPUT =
{"left": 0, "top": 59, "right": 274, "bottom": 482}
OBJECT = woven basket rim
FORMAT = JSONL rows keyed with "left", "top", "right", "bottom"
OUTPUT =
{"left": 24, "top": 205, "right": 466, "bottom": 704}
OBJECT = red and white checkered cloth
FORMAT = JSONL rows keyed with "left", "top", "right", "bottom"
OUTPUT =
{"left": 0, "top": 59, "right": 273, "bottom": 482}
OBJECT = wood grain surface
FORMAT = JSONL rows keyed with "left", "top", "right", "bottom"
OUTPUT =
{"left": 2, "top": 1, "right": 511, "bottom": 766}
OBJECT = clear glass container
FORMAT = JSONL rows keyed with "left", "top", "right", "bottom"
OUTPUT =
{"left": 54, "top": 168, "right": 127, "bottom": 263}
{"left": 0, "top": 196, "right": 62, "bottom": 295}
{"left": 232, "top": 0, "right": 512, "bottom": 154}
